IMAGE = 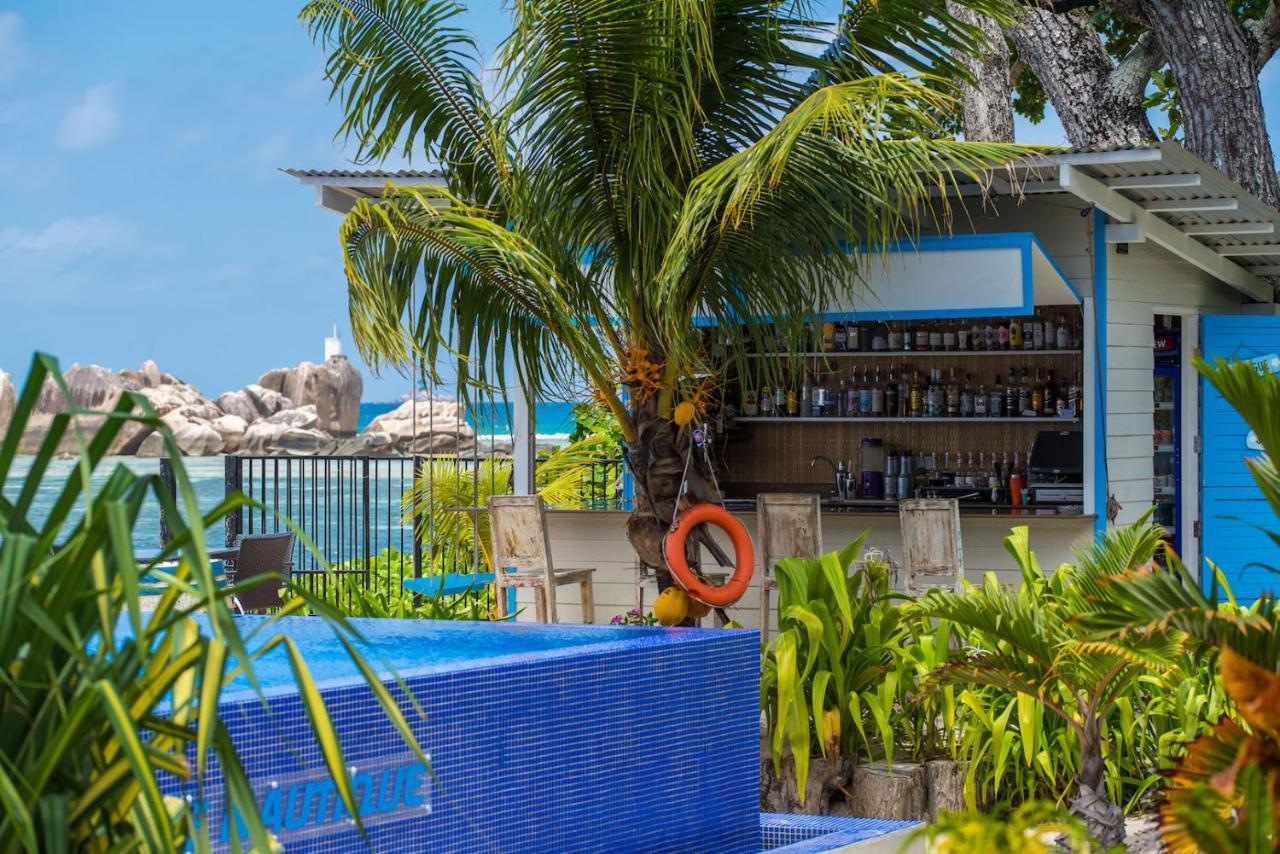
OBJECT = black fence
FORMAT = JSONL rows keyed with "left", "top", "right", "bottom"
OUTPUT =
{"left": 161, "top": 455, "right": 625, "bottom": 608}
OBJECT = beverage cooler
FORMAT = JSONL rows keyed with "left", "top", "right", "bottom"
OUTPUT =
{"left": 1153, "top": 318, "right": 1181, "bottom": 555}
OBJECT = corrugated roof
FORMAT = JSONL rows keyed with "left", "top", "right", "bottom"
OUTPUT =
{"left": 282, "top": 168, "right": 444, "bottom": 179}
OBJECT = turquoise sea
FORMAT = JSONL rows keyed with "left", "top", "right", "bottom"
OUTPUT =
{"left": 358, "top": 400, "right": 580, "bottom": 437}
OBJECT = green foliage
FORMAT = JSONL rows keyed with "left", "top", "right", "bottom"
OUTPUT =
{"left": 0, "top": 354, "right": 428, "bottom": 851}
{"left": 290, "top": 548, "right": 497, "bottom": 620}
{"left": 905, "top": 800, "right": 1111, "bottom": 854}
{"left": 567, "top": 401, "right": 624, "bottom": 448}
{"left": 609, "top": 608, "right": 658, "bottom": 627}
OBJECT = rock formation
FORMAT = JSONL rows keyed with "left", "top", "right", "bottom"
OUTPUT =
{"left": 257, "top": 356, "right": 362, "bottom": 435}
{"left": 334, "top": 395, "right": 474, "bottom": 456}
{"left": 1, "top": 359, "right": 477, "bottom": 459}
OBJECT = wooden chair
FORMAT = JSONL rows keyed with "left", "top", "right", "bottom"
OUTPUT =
{"left": 227, "top": 532, "right": 296, "bottom": 612}
{"left": 758, "top": 493, "right": 823, "bottom": 641}
{"left": 898, "top": 499, "right": 965, "bottom": 595}
{"left": 487, "top": 495, "right": 596, "bottom": 623}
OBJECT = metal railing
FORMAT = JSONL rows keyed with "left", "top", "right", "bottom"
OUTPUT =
{"left": 159, "top": 455, "right": 626, "bottom": 608}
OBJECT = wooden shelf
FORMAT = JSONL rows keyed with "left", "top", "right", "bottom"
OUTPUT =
{"left": 744, "top": 350, "right": 1082, "bottom": 359}
{"left": 738, "top": 416, "right": 1080, "bottom": 424}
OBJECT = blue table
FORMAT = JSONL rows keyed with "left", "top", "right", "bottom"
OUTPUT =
{"left": 403, "top": 571, "right": 517, "bottom": 615}
{"left": 138, "top": 559, "right": 227, "bottom": 596}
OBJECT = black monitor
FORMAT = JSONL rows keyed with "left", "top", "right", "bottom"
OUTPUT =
{"left": 1029, "top": 430, "right": 1083, "bottom": 479}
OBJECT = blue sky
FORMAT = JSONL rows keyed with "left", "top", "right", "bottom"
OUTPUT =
{"left": 0, "top": 2, "right": 1277, "bottom": 402}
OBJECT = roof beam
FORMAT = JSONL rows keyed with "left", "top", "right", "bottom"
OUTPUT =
{"left": 1250, "top": 266, "right": 1280, "bottom": 276}
{"left": 1219, "top": 246, "right": 1280, "bottom": 256}
{"left": 1104, "top": 173, "right": 1201, "bottom": 190}
{"left": 1058, "top": 164, "right": 1271, "bottom": 301}
{"left": 1143, "top": 198, "right": 1240, "bottom": 213}
{"left": 1182, "top": 222, "right": 1276, "bottom": 236}
{"left": 1104, "top": 223, "right": 1146, "bottom": 243}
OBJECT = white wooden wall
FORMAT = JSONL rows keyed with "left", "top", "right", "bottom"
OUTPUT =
{"left": 519, "top": 511, "right": 1093, "bottom": 626}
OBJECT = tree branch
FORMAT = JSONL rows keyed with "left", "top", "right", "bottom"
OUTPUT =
{"left": 1246, "top": 1, "right": 1280, "bottom": 69}
{"left": 1106, "top": 31, "right": 1163, "bottom": 105}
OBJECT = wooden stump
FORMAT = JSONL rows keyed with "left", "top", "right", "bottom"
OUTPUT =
{"left": 760, "top": 755, "right": 856, "bottom": 815}
{"left": 924, "top": 759, "right": 968, "bottom": 821}
{"left": 848, "top": 761, "right": 926, "bottom": 821}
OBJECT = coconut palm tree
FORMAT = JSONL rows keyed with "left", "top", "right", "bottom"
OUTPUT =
{"left": 299, "top": 0, "right": 1032, "bottom": 576}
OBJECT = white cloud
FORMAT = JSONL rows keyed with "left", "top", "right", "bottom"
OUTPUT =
{"left": 0, "top": 12, "right": 25, "bottom": 80}
{"left": 0, "top": 215, "right": 137, "bottom": 276}
{"left": 55, "top": 83, "right": 122, "bottom": 150}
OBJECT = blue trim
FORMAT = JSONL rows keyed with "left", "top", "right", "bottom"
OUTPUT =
{"left": 1093, "top": 209, "right": 1109, "bottom": 537}
{"left": 692, "top": 232, "right": 1077, "bottom": 325}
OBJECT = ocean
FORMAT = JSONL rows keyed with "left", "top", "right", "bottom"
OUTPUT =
{"left": 358, "top": 400, "right": 580, "bottom": 440}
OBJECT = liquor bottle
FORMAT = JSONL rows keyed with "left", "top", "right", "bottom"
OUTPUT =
{"left": 974, "top": 382, "right": 988, "bottom": 417}
{"left": 836, "top": 376, "right": 848, "bottom": 417}
{"left": 1043, "top": 370, "right": 1059, "bottom": 417}
{"left": 941, "top": 451, "right": 954, "bottom": 486}
{"left": 1030, "top": 369, "right": 1045, "bottom": 415}
{"left": 959, "top": 373, "right": 974, "bottom": 417}
{"left": 871, "top": 366, "right": 885, "bottom": 416}
{"left": 1022, "top": 318, "right": 1034, "bottom": 350}
{"left": 887, "top": 323, "right": 903, "bottom": 351}
{"left": 909, "top": 371, "right": 924, "bottom": 418}
{"left": 786, "top": 384, "right": 798, "bottom": 417}
{"left": 743, "top": 387, "right": 759, "bottom": 417}
{"left": 822, "top": 322, "right": 835, "bottom": 352}
{"left": 915, "top": 322, "right": 930, "bottom": 352}
{"left": 885, "top": 367, "right": 898, "bottom": 417}
{"left": 957, "top": 323, "right": 970, "bottom": 351}
{"left": 803, "top": 322, "right": 815, "bottom": 352}
{"left": 971, "top": 320, "right": 983, "bottom": 351}
{"left": 984, "top": 320, "right": 996, "bottom": 352}
{"left": 943, "top": 322, "right": 956, "bottom": 352}
{"left": 1033, "top": 319, "right": 1045, "bottom": 350}
{"left": 988, "top": 451, "right": 1002, "bottom": 503}
{"left": 809, "top": 377, "right": 823, "bottom": 418}
{"left": 1069, "top": 372, "right": 1083, "bottom": 417}
{"left": 1044, "top": 315, "right": 1056, "bottom": 350}
{"left": 945, "top": 369, "right": 960, "bottom": 418}
{"left": 801, "top": 371, "right": 813, "bottom": 415}
{"left": 760, "top": 384, "right": 774, "bottom": 416}
{"left": 845, "top": 371, "right": 860, "bottom": 416}
{"left": 1056, "top": 315, "right": 1070, "bottom": 350}
{"left": 897, "top": 369, "right": 910, "bottom": 417}
{"left": 996, "top": 318, "right": 1010, "bottom": 350}
{"left": 1005, "top": 368, "right": 1018, "bottom": 417}
{"left": 775, "top": 383, "right": 788, "bottom": 415}
{"left": 846, "top": 320, "right": 859, "bottom": 352}
{"left": 1009, "top": 317, "right": 1023, "bottom": 349}
{"left": 833, "top": 322, "right": 847, "bottom": 352}
{"left": 859, "top": 367, "right": 873, "bottom": 416}
{"left": 929, "top": 369, "right": 944, "bottom": 417}
{"left": 989, "top": 373, "right": 1004, "bottom": 417}
{"left": 1017, "top": 368, "right": 1031, "bottom": 415}
{"left": 929, "top": 322, "right": 943, "bottom": 352}
{"left": 966, "top": 451, "right": 978, "bottom": 488}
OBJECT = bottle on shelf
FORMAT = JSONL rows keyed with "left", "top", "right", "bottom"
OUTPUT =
{"left": 785, "top": 384, "right": 798, "bottom": 417}
{"left": 1004, "top": 368, "right": 1018, "bottom": 417}
{"left": 1022, "top": 318, "right": 1034, "bottom": 350}
{"left": 996, "top": 318, "right": 1010, "bottom": 350}
{"left": 945, "top": 369, "right": 960, "bottom": 418}
{"left": 833, "top": 321, "right": 847, "bottom": 352}
{"left": 887, "top": 322, "right": 903, "bottom": 351}
{"left": 974, "top": 381, "right": 988, "bottom": 416}
{"left": 959, "top": 373, "right": 974, "bottom": 417}
{"left": 943, "top": 322, "right": 957, "bottom": 352}
{"left": 885, "top": 367, "right": 898, "bottom": 417}
{"left": 983, "top": 320, "right": 996, "bottom": 352}
{"left": 1017, "top": 368, "right": 1031, "bottom": 416}
{"left": 958, "top": 323, "right": 970, "bottom": 351}
{"left": 989, "top": 373, "right": 1004, "bottom": 417}
{"left": 1043, "top": 370, "right": 1059, "bottom": 417}
{"left": 1044, "top": 315, "right": 1056, "bottom": 350}
{"left": 743, "top": 387, "right": 759, "bottom": 417}
{"left": 859, "top": 367, "right": 873, "bottom": 415}
{"left": 909, "top": 370, "right": 924, "bottom": 418}
{"left": 897, "top": 369, "right": 910, "bottom": 417}
{"left": 871, "top": 366, "right": 885, "bottom": 416}
{"left": 1031, "top": 369, "right": 1045, "bottom": 415}
{"left": 1009, "top": 317, "right": 1023, "bottom": 349}
{"left": 1033, "top": 318, "right": 1045, "bottom": 350}
{"left": 970, "top": 320, "right": 983, "bottom": 352}
{"left": 915, "top": 322, "right": 930, "bottom": 352}
{"left": 1056, "top": 315, "right": 1070, "bottom": 350}
{"left": 845, "top": 370, "right": 860, "bottom": 416}
{"left": 929, "top": 321, "right": 943, "bottom": 352}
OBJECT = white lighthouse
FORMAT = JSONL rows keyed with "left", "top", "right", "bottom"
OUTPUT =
{"left": 324, "top": 322, "right": 344, "bottom": 361}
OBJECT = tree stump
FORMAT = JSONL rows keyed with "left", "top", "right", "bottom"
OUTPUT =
{"left": 848, "top": 761, "right": 926, "bottom": 821}
{"left": 760, "top": 756, "right": 856, "bottom": 815}
{"left": 924, "top": 759, "right": 968, "bottom": 821}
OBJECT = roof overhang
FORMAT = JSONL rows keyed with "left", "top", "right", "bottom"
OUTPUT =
{"left": 984, "top": 144, "right": 1277, "bottom": 303}
{"left": 283, "top": 168, "right": 447, "bottom": 214}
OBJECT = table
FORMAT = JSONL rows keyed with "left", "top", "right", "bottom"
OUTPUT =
{"left": 403, "top": 571, "right": 517, "bottom": 614}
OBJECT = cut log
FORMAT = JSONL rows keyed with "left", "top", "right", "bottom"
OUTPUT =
{"left": 760, "top": 755, "right": 856, "bottom": 815}
{"left": 924, "top": 759, "right": 968, "bottom": 821}
{"left": 848, "top": 761, "right": 926, "bottom": 821}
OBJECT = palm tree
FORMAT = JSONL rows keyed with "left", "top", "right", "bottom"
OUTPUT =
{"left": 299, "top": 0, "right": 1031, "bottom": 576}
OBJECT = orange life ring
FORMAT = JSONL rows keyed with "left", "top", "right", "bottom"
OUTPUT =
{"left": 663, "top": 503, "right": 755, "bottom": 607}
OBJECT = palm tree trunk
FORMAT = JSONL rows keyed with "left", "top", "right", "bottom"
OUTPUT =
{"left": 622, "top": 397, "right": 719, "bottom": 590}
{"left": 1070, "top": 717, "right": 1125, "bottom": 847}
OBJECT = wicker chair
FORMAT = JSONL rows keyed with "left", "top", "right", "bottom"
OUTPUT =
{"left": 227, "top": 532, "right": 296, "bottom": 613}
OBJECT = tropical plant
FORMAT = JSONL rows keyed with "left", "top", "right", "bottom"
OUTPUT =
{"left": 405, "top": 433, "right": 619, "bottom": 572}
{"left": 0, "top": 354, "right": 427, "bottom": 851}
{"left": 300, "top": 0, "right": 1036, "bottom": 580}
{"left": 904, "top": 800, "right": 1110, "bottom": 854}
{"left": 913, "top": 520, "right": 1173, "bottom": 847}
{"left": 1076, "top": 356, "right": 1280, "bottom": 852}
{"left": 609, "top": 608, "right": 658, "bottom": 627}
{"left": 291, "top": 547, "right": 497, "bottom": 619}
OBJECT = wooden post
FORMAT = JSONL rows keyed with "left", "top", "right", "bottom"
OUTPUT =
{"left": 223, "top": 456, "right": 242, "bottom": 548}
{"left": 158, "top": 457, "right": 176, "bottom": 547}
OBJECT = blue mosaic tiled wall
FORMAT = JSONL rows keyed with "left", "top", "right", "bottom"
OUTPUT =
{"left": 181, "top": 624, "right": 761, "bottom": 853}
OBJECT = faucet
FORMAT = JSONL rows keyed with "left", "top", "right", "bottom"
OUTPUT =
{"left": 810, "top": 455, "right": 846, "bottom": 499}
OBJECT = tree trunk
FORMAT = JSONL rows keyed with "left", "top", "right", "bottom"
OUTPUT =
{"left": 623, "top": 397, "right": 719, "bottom": 587}
{"left": 848, "top": 761, "right": 927, "bottom": 820}
{"left": 946, "top": 4, "right": 1015, "bottom": 142}
{"left": 1008, "top": 8, "right": 1157, "bottom": 148}
{"left": 1070, "top": 718, "right": 1125, "bottom": 848}
{"left": 1134, "top": 0, "right": 1280, "bottom": 208}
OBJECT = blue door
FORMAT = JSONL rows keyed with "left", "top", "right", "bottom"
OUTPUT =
{"left": 1200, "top": 315, "right": 1280, "bottom": 600}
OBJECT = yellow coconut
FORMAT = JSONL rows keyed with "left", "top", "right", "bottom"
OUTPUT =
{"left": 686, "top": 597, "right": 712, "bottom": 620}
{"left": 654, "top": 587, "right": 690, "bottom": 626}
{"left": 673, "top": 400, "right": 695, "bottom": 427}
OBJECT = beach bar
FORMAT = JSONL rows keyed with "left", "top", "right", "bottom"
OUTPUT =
{"left": 293, "top": 142, "right": 1280, "bottom": 625}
